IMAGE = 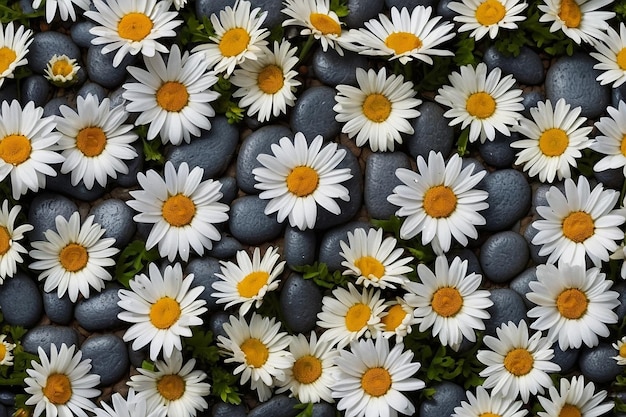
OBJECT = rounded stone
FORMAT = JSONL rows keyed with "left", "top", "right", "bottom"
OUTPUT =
{"left": 595, "top": 167, "right": 625, "bottom": 191}
{"left": 28, "top": 31, "right": 81, "bottom": 74}
{"left": 447, "top": 248, "right": 482, "bottom": 277}
{"left": 0, "top": 391, "right": 13, "bottom": 406}
{"left": 185, "top": 257, "right": 223, "bottom": 312}
{"left": 74, "top": 287, "right": 125, "bottom": 331}
{"left": 248, "top": 395, "right": 300, "bottom": 417}
{"left": 345, "top": 0, "right": 385, "bottom": 27}
{"left": 218, "top": 176, "right": 238, "bottom": 206}
{"left": 419, "top": 382, "right": 466, "bottom": 417}
{"left": 311, "top": 403, "right": 337, "bottom": 417}
{"left": 291, "top": 86, "right": 341, "bottom": 140}
{"left": 70, "top": 20, "right": 97, "bottom": 48}
{"left": 115, "top": 142, "right": 143, "bottom": 188}
{"left": 229, "top": 195, "right": 284, "bottom": 245}
{"left": 387, "top": 0, "right": 436, "bottom": 8}
{"left": 480, "top": 231, "right": 529, "bottom": 283}
{"left": 208, "top": 311, "right": 231, "bottom": 339}
{"left": 318, "top": 221, "right": 372, "bottom": 271}
{"left": 22, "top": 325, "right": 79, "bottom": 356}
{"left": 89, "top": 199, "right": 137, "bottom": 249}
{"left": 532, "top": 182, "right": 565, "bottom": 213}
{"left": 0, "top": 404, "right": 6, "bottom": 417}
{"left": 523, "top": 221, "right": 550, "bottom": 265}
{"left": 77, "top": 82, "right": 108, "bottom": 101}
{"left": 551, "top": 343, "right": 579, "bottom": 374}
{"left": 250, "top": 0, "right": 284, "bottom": 28}
{"left": 406, "top": 102, "right": 454, "bottom": 160}
{"left": 478, "top": 132, "right": 518, "bottom": 168}
{"left": 613, "top": 82, "right": 626, "bottom": 107}
{"left": 86, "top": 45, "right": 138, "bottom": 89}
{"left": 613, "top": 281, "right": 626, "bottom": 322}
{"left": 20, "top": 75, "right": 50, "bottom": 107}
{"left": 579, "top": 343, "right": 624, "bottom": 384}
{"left": 483, "top": 45, "right": 545, "bottom": 85}
{"left": 0, "top": 272, "right": 43, "bottom": 327}
{"left": 212, "top": 402, "right": 247, "bottom": 417}
{"left": 80, "top": 334, "right": 129, "bottom": 385}
{"left": 364, "top": 152, "right": 411, "bottom": 220}
{"left": 280, "top": 273, "right": 323, "bottom": 333}
{"left": 521, "top": 89, "right": 545, "bottom": 118}
{"left": 195, "top": 0, "right": 233, "bottom": 19}
{"left": 46, "top": 171, "right": 107, "bottom": 201}
{"left": 436, "top": 0, "right": 457, "bottom": 20}
{"left": 42, "top": 291, "right": 74, "bottom": 325}
{"left": 27, "top": 192, "right": 78, "bottom": 242}
{"left": 509, "top": 266, "right": 538, "bottom": 309}
{"left": 208, "top": 236, "right": 243, "bottom": 259}
{"left": 485, "top": 289, "right": 527, "bottom": 335}
{"left": 284, "top": 227, "right": 317, "bottom": 268}
{"left": 312, "top": 48, "right": 369, "bottom": 87}
{"left": 480, "top": 169, "right": 532, "bottom": 232}
{"left": 43, "top": 96, "right": 70, "bottom": 117}
{"left": 128, "top": 344, "right": 147, "bottom": 368}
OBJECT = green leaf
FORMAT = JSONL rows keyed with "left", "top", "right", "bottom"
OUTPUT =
{"left": 114, "top": 240, "right": 160, "bottom": 288}
{"left": 211, "top": 367, "right": 242, "bottom": 405}
{"left": 142, "top": 138, "right": 165, "bottom": 163}
{"left": 294, "top": 402, "right": 314, "bottom": 417}
{"left": 330, "top": 0, "right": 350, "bottom": 17}
{"left": 292, "top": 262, "right": 349, "bottom": 289}
{"left": 183, "top": 328, "right": 220, "bottom": 367}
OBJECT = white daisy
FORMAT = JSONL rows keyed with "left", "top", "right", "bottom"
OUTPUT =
{"left": 86, "top": 0, "right": 182, "bottom": 67}
{"left": 526, "top": 261, "right": 619, "bottom": 350}
{"left": 404, "top": 255, "right": 493, "bottom": 350}
{"left": 379, "top": 297, "right": 418, "bottom": 343}
{"left": 0, "top": 100, "right": 64, "bottom": 199}
{"left": 339, "top": 227, "right": 413, "bottom": 289}
{"left": 531, "top": 175, "right": 625, "bottom": 267}
{"left": 333, "top": 67, "right": 422, "bottom": 152}
{"left": 127, "top": 161, "right": 229, "bottom": 262}
{"left": 511, "top": 98, "right": 593, "bottom": 183}
{"left": 43, "top": 54, "right": 80, "bottom": 87}
{"left": 0, "top": 334, "right": 15, "bottom": 366}
{"left": 253, "top": 132, "right": 352, "bottom": 231}
{"left": 24, "top": 343, "right": 101, "bottom": 417}
{"left": 387, "top": 151, "right": 489, "bottom": 253}
{"left": 230, "top": 40, "right": 301, "bottom": 123}
{"left": 118, "top": 262, "right": 207, "bottom": 361}
{"left": 332, "top": 337, "right": 425, "bottom": 417}
{"left": 477, "top": 320, "right": 561, "bottom": 403}
{"left": 128, "top": 350, "right": 210, "bottom": 417}
{"left": 591, "top": 22, "right": 626, "bottom": 87}
{"left": 342, "top": 5, "right": 455, "bottom": 65}
{"left": 211, "top": 246, "right": 285, "bottom": 315}
{"left": 93, "top": 389, "right": 167, "bottom": 417}
{"left": 448, "top": 0, "right": 528, "bottom": 40}
{"left": 32, "top": 0, "right": 89, "bottom": 23}
{"left": 537, "top": 376, "right": 614, "bottom": 417}
{"left": 218, "top": 313, "right": 294, "bottom": 402}
{"left": 612, "top": 336, "right": 626, "bottom": 365}
{"left": 538, "top": 0, "right": 615, "bottom": 44}
{"left": 435, "top": 62, "right": 525, "bottom": 143}
{"left": 0, "top": 200, "right": 33, "bottom": 282}
{"left": 0, "top": 22, "right": 32, "bottom": 88}
{"left": 316, "top": 282, "right": 386, "bottom": 348}
{"left": 56, "top": 93, "right": 138, "bottom": 190}
{"left": 452, "top": 385, "right": 528, "bottom": 417}
{"left": 191, "top": 0, "right": 270, "bottom": 77}
{"left": 123, "top": 44, "right": 220, "bottom": 146}
{"left": 172, "top": 0, "right": 187, "bottom": 10}
{"left": 592, "top": 100, "right": 626, "bottom": 176}
{"left": 611, "top": 243, "right": 626, "bottom": 279}
{"left": 276, "top": 331, "right": 338, "bottom": 404}
{"left": 29, "top": 212, "right": 119, "bottom": 303}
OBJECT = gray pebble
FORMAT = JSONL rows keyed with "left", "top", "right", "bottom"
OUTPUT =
{"left": 20, "top": 75, "right": 49, "bottom": 107}
{"left": 229, "top": 195, "right": 284, "bottom": 245}
{"left": 595, "top": 167, "right": 624, "bottom": 191}
{"left": 46, "top": 171, "right": 107, "bottom": 201}
{"left": 128, "top": 344, "right": 147, "bottom": 368}
{"left": 280, "top": 273, "right": 323, "bottom": 333}
{"left": 509, "top": 266, "right": 537, "bottom": 309}
{"left": 77, "top": 82, "right": 107, "bottom": 101}
{"left": 312, "top": 48, "right": 368, "bottom": 86}
{"left": 551, "top": 342, "right": 579, "bottom": 374}
{"left": 478, "top": 131, "right": 518, "bottom": 168}
{"left": 80, "top": 334, "right": 129, "bottom": 385}
{"left": 208, "top": 311, "right": 231, "bottom": 339}
{"left": 248, "top": 394, "right": 299, "bottom": 417}
{"left": 291, "top": 86, "right": 341, "bottom": 140}
{"left": 43, "top": 291, "right": 74, "bottom": 325}
{"left": 250, "top": 0, "right": 284, "bottom": 28}
{"left": 70, "top": 20, "right": 97, "bottom": 48}
{"left": 480, "top": 169, "right": 531, "bottom": 232}
{"left": 612, "top": 82, "right": 626, "bottom": 107}
{"left": 43, "top": 96, "right": 70, "bottom": 118}
{"left": 485, "top": 289, "right": 527, "bottom": 335}
{"left": 27, "top": 31, "right": 80, "bottom": 74}
{"left": 532, "top": 181, "right": 565, "bottom": 213}
{"left": 407, "top": 102, "right": 454, "bottom": 160}
{"left": 345, "top": 0, "right": 385, "bottom": 27}
{"left": 115, "top": 142, "right": 143, "bottom": 187}
{"left": 0, "top": 81, "right": 18, "bottom": 104}
{"left": 613, "top": 281, "right": 626, "bottom": 323}
{"left": 447, "top": 248, "right": 482, "bottom": 277}
{"left": 437, "top": 0, "right": 457, "bottom": 20}
{"left": 318, "top": 221, "right": 372, "bottom": 271}
{"left": 185, "top": 257, "right": 223, "bottom": 311}
{"left": 86, "top": 45, "right": 137, "bottom": 89}
{"left": 27, "top": 192, "right": 77, "bottom": 242}
{"left": 521, "top": 89, "right": 544, "bottom": 118}
{"left": 387, "top": 0, "right": 435, "bottom": 8}
{"left": 419, "top": 381, "right": 466, "bottom": 417}
{"left": 218, "top": 176, "right": 238, "bottom": 206}
{"left": 284, "top": 227, "right": 316, "bottom": 268}
{"left": 0, "top": 273, "right": 43, "bottom": 327}
{"left": 22, "top": 325, "right": 79, "bottom": 356}
{"left": 212, "top": 402, "right": 247, "bottom": 417}
{"left": 208, "top": 236, "right": 243, "bottom": 259}
{"left": 365, "top": 152, "right": 411, "bottom": 220}
{"left": 480, "top": 231, "right": 529, "bottom": 283}
{"left": 0, "top": 392, "right": 13, "bottom": 406}
{"left": 311, "top": 403, "right": 336, "bottom": 417}
{"left": 195, "top": 0, "right": 234, "bottom": 20}
{"left": 75, "top": 286, "right": 125, "bottom": 331}
{"left": 579, "top": 343, "right": 624, "bottom": 384}
{"left": 19, "top": 0, "right": 34, "bottom": 13}
{"left": 89, "top": 199, "right": 136, "bottom": 248}
{"left": 523, "top": 221, "right": 550, "bottom": 264}
{"left": 108, "top": 86, "right": 127, "bottom": 109}
{"left": 0, "top": 405, "right": 6, "bottom": 417}
{"left": 483, "top": 46, "right": 544, "bottom": 85}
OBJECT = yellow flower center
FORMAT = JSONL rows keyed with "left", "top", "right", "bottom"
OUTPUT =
{"left": 310, "top": 13, "right": 341, "bottom": 35}
{"left": 385, "top": 32, "right": 422, "bottom": 54}
{"left": 76, "top": 127, "right": 107, "bottom": 157}
{"left": 556, "top": 288, "right": 588, "bottom": 319}
{"left": 381, "top": 304, "right": 407, "bottom": 332}
{"left": 362, "top": 93, "right": 392, "bottom": 123}
{"left": 286, "top": 166, "right": 319, "bottom": 197}
{"left": 431, "top": 287, "right": 463, "bottom": 317}
{"left": 620, "top": 343, "right": 626, "bottom": 357}
{"left": 219, "top": 28, "right": 250, "bottom": 57}
{"left": 559, "top": 404, "right": 582, "bottom": 417}
{"left": 257, "top": 65, "right": 284, "bottom": 94}
{"left": 479, "top": 414, "right": 501, "bottom": 417}
{"left": 617, "top": 48, "right": 626, "bottom": 70}
{"left": 558, "top": 0, "right": 582, "bottom": 28}
{"left": 240, "top": 338, "right": 269, "bottom": 368}
{"left": 292, "top": 355, "right": 323, "bottom": 384}
{"left": 162, "top": 194, "right": 196, "bottom": 227}
{"left": 59, "top": 243, "right": 88, "bottom": 272}
{"left": 539, "top": 128, "right": 569, "bottom": 156}
{"left": 0, "top": 226, "right": 10, "bottom": 256}
{"left": 118, "top": 13, "right": 153, "bottom": 41}
{"left": 0, "top": 134, "right": 31, "bottom": 165}
{"left": 503, "top": 348, "right": 534, "bottom": 376}
{"left": 149, "top": 297, "right": 181, "bottom": 329}
{"left": 423, "top": 185, "right": 457, "bottom": 218}
{"left": 156, "top": 374, "right": 185, "bottom": 401}
{"left": 361, "top": 367, "right": 392, "bottom": 397}
{"left": 466, "top": 92, "right": 496, "bottom": 119}
{"left": 354, "top": 256, "right": 385, "bottom": 279}
{"left": 345, "top": 303, "right": 371, "bottom": 332}
{"left": 620, "top": 134, "right": 626, "bottom": 157}
{"left": 156, "top": 81, "right": 189, "bottom": 112}
{"left": 562, "top": 211, "right": 594, "bottom": 243}
{"left": 43, "top": 374, "right": 72, "bottom": 405}
{"left": 237, "top": 271, "right": 270, "bottom": 298}
{"left": 0, "top": 344, "right": 6, "bottom": 361}
{"left": 51, "top": 57, "right": 74, "bottom": 77}
{"left": 0, "top": 47, "right": 16, "bottom": 74}
{"left": 475, "top": 0, "right": 506, "bottom": 25}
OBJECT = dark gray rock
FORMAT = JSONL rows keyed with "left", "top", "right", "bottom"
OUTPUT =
{"left": 250, "top": 0, "right": 284, "bottom": 28}
{"left": 387, "top": 0, "right": 436, "bottom": 8}
{"left": 532, "top": 182, "right": 565, "bottom": 213}
{"left": 510, "top": 266, "right": 538, "bottom": 309}
{"left": 115, "top": 142, "right": 143, "bottom": 187}
{"left": 551, "top": 343, "right": 579, "bottom": 374}
{"left": 291, "top": 86, "right": 341, "bottom": 140}
{"left": 195, "top": 0, "right": 233, "bottom": 19}
{"left": 280, "top": 273, "right": 323, "bottom": 333}
{"left": 419, "top": 382, "right": 466, "bottom": 417}
{"left": 483, "top": 46, "right": 544, "bottom": 85}
{"left": 28, "top": 31, "right": 80, "bottom": 74}
{"left": 218, "top": 176, "right": 238, "bottom": 206}
{"left": 86, "top": 45, "right": 137, "bottom": 89}
{"left": 595, "top": 167, "right": 624, "bottom": 191}
{"left": 613, "top": 82, "right": 626, "bottom": 108}
{"left": 437, "top": 0, "right": 457, "bottom": 20}
{"left": 80, "top": 334, "right": 129, "bottom": 385}
{"left": 70, "top": 20, "right": 97, "bottom": 48}
{"left": 0, "top": 404, "right": 6, "bottom": 417}
{"left": 480, "top": 169, "right": 531, "bottom": 232}
{"left": 43, "top": 291, "right": 74, "bottom": 325}
{"left": 212, "top": 402, "right": 247, "bottom": 417}
{"left": 485, "top": 289, "right": 527, "bottom": 335}
{"left": 20, "top": 75, "right": 49, "bottom": 107}
{"left": 27, "top": 192, "right": 77, "bottom": 242}
{"left": 365, "top": 152, "right": 411, "bottom": 220}
{"left": 77, "top": 82, "right": 107, "bottom": 101}
{"left": 208, "top": 236, "right": 243, "bottom": 259}
{"left": 0, "top": 81, "right": 18, "bottom": 104}
{"left": 43, "top": 96, "right": 70, "bottom": 117}
{"left": 407, "top": 102, "right": 454, "bottom": 160}
{"left": 579, "top": 343, "right": 624, "bottom": 384}
{"left": 248, "top": 395, "right": 299, "bottom": 417}
{"left": 311, "top": 403, "right": 336, "bottom": 417}
{"left": 19, "top": 0, "right": 34, "bottom": 13}
{"left": 229, "top": 195, "right": 284, "bottom": 245}
{"left": 0, "top": 272, "right": 43, "bottom": 327}
{"left": 208, "top": 311, "right": 231, "bottom": 339}
{"left": 284, "top": 227, "right": 316, "bottom": 268}
{"left": 0, "top": 391, "right": 14, "bottom": 406}
{"left": 480, "top": 231, "right": 529, "bottom": 283}
{"left": 521, "top": 89, "right": 545, "bottom": 118}
{"left": 613, "top": 281, "right": 626, "bottom": 323}
{"left": 447, "top": 248, "right": 482, "bottom": 277}
{"left": 478, "top": 131, "right": 518, "bottom": 168}
{"left": 345, "top": 0, "right": 385, "bottom": 27}
{"left": 46, "top": 171, "right": 107, "bottom": 201}
{"left": 75, "top": 287, "right": 125, "bottom": 331}
{"left": 185, "top": 257, "right": 223, "bottom": 311}
{"left": 89, "top": 199, "right": 136, "bottom": 248}
{"left": 22, "top": 325, "right": 79, "bottom": 356}
{"left": 318, "top": 221, "right": 372, "bottom": 271}
{"left": 108, "top": 86, "right": 127, "bottom": 110}
{"left": 312, "top": 48, "right": 368, "bottom": 87}
{"left": 523, "top": 221, "right": 550, "bottom": 264}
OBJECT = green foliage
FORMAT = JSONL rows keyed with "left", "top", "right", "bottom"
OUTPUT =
{"left": 212, "top": 76, "right": 244, "bottom": 124}
{"left": 371, "top": 216, "right": 436, "bottom": 268}
{"left": 141, "top": 359, "right": 155, "bottom": 372}
{"left": 0, "top": 1, "right": 44, "bottom": 25}
{"left": 330, "top": 0, "right": 350, "bottom": 17}
{"left": 183, "top": 328, "right": 220, "bottom": 367}
{"left": 178, "top": 11, "right": 215, "bottom": 45}
{"left": 454, "top": 35, "right": 477, "bottom": 67}
{"left": 414, "top": 56, "right": 452, "bottom": 92}
{"left": 0, "top": 324, "right": 39, "bottom": 388}
{"left": 211, "top": 367, "right": 242, "bottom": 405}
{"left": 615, "top": 0, "right": 626, "bottom": 21}
{"left": 292, "top": 261, "right": 349, "bottom": 289}
{"left": 456, "top": 129, "right": 470, "bottom": 156}
{"left": 114, "top": 240, "right": 161, "bottom": 288}
{"left": 294, "top": 402, "right": 314, "bottom": 417}
{"left": 142, "top": 138, "right": 165, "bottom": 164}
{"left": 615, "top": 396, "right": 626, "bottom": 413}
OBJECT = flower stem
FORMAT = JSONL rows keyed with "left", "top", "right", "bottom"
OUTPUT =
{"left": 297, "top": 35, "right": 316, "bottom": 66}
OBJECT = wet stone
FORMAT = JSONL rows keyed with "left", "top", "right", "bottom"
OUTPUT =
{"left": 480, "top": 169, "right": 532, "bottom": 232}
{"left": 229, "top": 195, "right": 284, "bottom": 245}
{"left": 195, "top": 0, "right": 233, "bottom": 19}
{"left": 208, "top": 311, "right": 231, "bottom": 339}
{"left": 115, "top": 142, "right": 143, "bottom": 188}
{"left": 0, "top": 273, "right": 43, "bottom": 327}
{"left": 365, "top": 152, "right": 411, "bottom": 220}
{"left": 28, "top": 31, "right": 81, "bottom": 74}
{"left": 483, "top": 45, "right": 544, "bottom": 85}
{"left": 43, "top": 291, "right": 74, "bottom": 325}
{"left": 345, "top": 0, "right": 385, "bottom": 27}
{"left": 407, "top": 102, "right": 454, "bottom": 160}
{"left": 579, "top": 343, "right": 624, "bottom": 384}
{"left": 612, "top": 82, "right": 626, "bottom": 107}
{"left": 22, "top": 325, "right": 79, "bottom": 356}
{"left": 595, "top": 167, "right": 624, "bottom": 191}
{"left": 28, "top": 192, "right": 78, "bottom": 242}
{"left": 480, "top": 231, "right": 529, "bottom": 283}
{"left": 291, "top": 86, "right": 341, "bottom": 140}
{"left": 280, "top": 273, "right": 323, "bottom": 333}
{"left": 89, "top": 199, "right": 136, "bottom": 249}
{"left": 43, "top": 96, "right": 70, "bottom": 117}
{"left": 250, "top": 0, "right": 284, "bottom": 28}
{"left": 128, "top": 344, "right": 147, "bottom": 369}
{"left": 75, "top": 286, "right": 125, "bottom": 331}
{"left": 522, "top": 89, "right": 545, "bottom": 117}
{"left": 532, "top": 182, "right": 565, "bottom": 213}
{"left": 46, "top": 171, "right": 107, "bottom": 201}
{"left": 447, "top": 248, "right": 482, "bottom": 277}
{"left": 20, "top": 75, "right": 50, "bottom": 108}
{"left": 485, "top": 289, "right": 527, "bottom": 335}
{"left": 284, "top": 227, "right": 317, "bottom": 268}
{"left": 437, "top": 0, "right": 457, "bottom": 20}
{"left": 552, "top": 343, "right": 579, "bottom": 374}
{"left": 0, "top": 404, "right": 6, "bottom": 417}
{"left": 419, "top": 381, "right": 466, "bottom": 417}
{"left": 77, "top": 82, "right": 107, "bottom": 101}
{"left": 0, "top": 81, "right": 17, "bottom": 105}
{"left": 387, "top": 0, "right": 436, "bottom": 7}
{"left": 218, "top": 176, "right": 238, "bottom": 207}
{"left": 185, "top": 257, "right": 222, "bottom": 312}
{"left": 312, "top": 48, "right": 369, "bottom": 87}
{"left": 212, "top": 402, "right": 247, "bottom": 417}
{"left": 81, "top": 334, "right": 129, "bottom": 386}
{"left": 510, "top": 266, "right": 538, "bottom": 309}
{"left": 70, "top": 20, "right": 97, "bottom": 48}
{"left": 311, "top": 403, "right": 336, "bottom": 417}
{"left": 208, "top": 236, "right": 243, "bottom": 259}
{"left": 86, "top": 45, "right": 137, "bottom": 89}
{"left": 319, "top": 221, "right": 372, "bottom": 271}
{"left": 0, "top": 391, "right": 13, "bottom": 406}
{"left": 523, "top": 221, "right": 550, "bottom": 265}
{"left": 478, "top": 132, "right": 518, "bottom": 168}
{"left": 248, "top": 394, "right": 300, "bottom": 417}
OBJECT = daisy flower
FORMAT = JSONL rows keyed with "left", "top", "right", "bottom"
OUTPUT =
{"left": 404, "top": 255, "right": 493, "bottom": 350}
{"left": 191, "top": 0, "right": 270, "bottom": 76}
{"left": 0, "top": 334, "right": 15, "bottom": 366}
{"left": 342, "top": 6, "right": 455, "bottom": 65}
{"left": 591, "top": 22, "right": 626, "bottom": 87}
{"left": 448, "top": 0, "right": 528, "bottom": 40}
{"left": 128, "top": 350, "right": 211, "bottom": 417}
{"left": 526, "top": 262, "right": 619, "bottom": 350}
{"left": 32, "top": 0, "right": 89, "bottom": 23}
{"left": 276, "top": 331, "right": 338, "bottom": 404}
{"left": 387, "top": 151, "right": 489, "bottom": 253}
{"left": 127, "top": 161, "right": 229, "bottom": 262}
{"left": 230, "top": 40, "right": 301, "bottom": 123}
{"left": 510, "top": 98, "right": 593, "bottom": 183}
{"left": 56, "top": 93, "right": 138, "bottom": 190}
{"left": 93, "top": 389, "right": 167, "bottom": 417}
{"left": 43, "top": 54, "right": 80, "bottom": 87}
{"left": 211, "top": 246, "right": 285, "bottom": 315}
{"left": 0, "top": 22, "right": 32, "bottom": 88}
{"left": 592, "top": 100, "right": 626, "bottom": 175}
{"left": 123, "top": 44, "right": 220, "bottom": 146}
{"left": 282, "top": 0, "right": 347, "bottom": 54}
{"left": 379, "top": 297, "right": 418, "bottom": 343}
{"left": 332, "top": 337, "right": 425, "bottom": 417}
{"left": 316, "top": 282, "right": 385, "bottom": 348}
{"left": 0, "top": 200, "right": 33, "bottom": 282}
{"left": 537, "top": 376, "right": 614, "bottom": 417}
{"left": 477, "top": 320, "right": 561, "bottom": 403}
{"left": 452, "top": 385, "right": 528, "bottom": 417}
{"left": 253, "top": 132, "right": 352, "bottom": 231}
{"left": 24, "top": 343, "right": 101, "bottom": 417}
{"left": 29, "top": 212, "right": 119, "bottom": 303}
{"left": 538, "top": 0, "right": 615, "bottom": 44}
{"left": 333, "top": 67, "right": 422, "bottom": 152}
{"left": 612, "top": 336, "right": 626, "bottom": 365}
{"left": 531, "top": 175, "right": 625, "bottom": 267}
{"left": 86, "top": 0, "right": 182, "bottom": 67}
{"left": 118, "top": 262, "right": 207, "bottom": 361}
{"left": 218, "top": 313, "right": 294, "bottom": 402}
{"left": 339, "top": 227, "right": 413, "bottom": 289}
{"left": 435, "top": 62, "right": 525, "bottom": 143}
{"left": 611, "top": 244, "right": 626, "bottom": 279}
{"left": 0, "top": 100, "right": 64, "bottom": 200}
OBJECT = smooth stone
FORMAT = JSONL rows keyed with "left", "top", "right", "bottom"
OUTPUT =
{"left": 185, "top": 257, "right": 222, "bottom": 311}
{"left": 345, "top": 0, "right": 385, "bottom": 27}
{"left": 612, "top": 82, "right": 626, "bottom": 107}
{"left": 280, "top": 273, "right": 323, "bottom": 333}
{"left": 436, "top": 0, "right": 457, "bottom": 20}
{"left": 70, "top": 20, "right": 97, "bottom": 48}
{"left": 387, "top": 0, "right": 436, "bottom": 8}
{"left": 248, "top": 395, "right": 299, "bottom": 417}
{"left": 0, "top": 81, "right": 18, "bottom": 104}
{"left": 523, "top": 221, "right": 550, "bottom": 264}
{"left": 218, "top": 176, "right": 238, "bottom": 206}
{"left": 42, "top": 291, "right": 74, "bottom": 325}
{"left": 43, "top": 96, "right": 70, "bottom": 117}
{"left": 521, "top": 89, "right": 544, "bottom": 117}
{"left": 237, "top": 125, "right": 293, "bottom": 194}
{"left": 365, "top": 152, "right": 411, "bottom": 220}
{"left": 208, "top": 236, "right": 243, "bottom": 259}
{"left": 20, "top": 75, "right": 50, "bottom": 107}
{"left": 311, "top": 403, "right": 336, "bottom": 417}
{"left": 447, "top": 248, "right": 482, "bottom": 277}
{"left": 595, "top": 167, "right": 624, "bottom": 191}
{"left": 128, "top": 344, "right": 147, "bottom": 368}
{"left": 0, "top": 391, "right": 13, "bottom": 406}
{"left": 291, "top": 86, "right": 341, "bottom": 140}
{"left": 115, "top": 142, "right": 143, "bottom": 188}
{"left": 485, "top": 289, "right": 527, "bottom": 335}
{"left": 27, "top": 192, "right": 78, "bottom": 242}
{"left": 249, "top": 0, "right": 283, "bottom": 28}
{"left": 509, "top": 266, "right": 538, "bottom": 309}
{"left": 311, "top": 48, "right": 368, "bottom": 87}
{"left": 22, "top": 325, "right": 79, "bottom": 355}
{"left": 545, "top": 53, "right": 610, "bottom": 119}
{"left": 81, "top": 334, "right": 129, "bottom": 385}
{"left": 75, "top": 287, "right": 125, "bottom": 331}
{"left": 165, "top": 116, "right": 239, "bottom": 180}
{"left": 480, "top": 169, "right": 531, "bottom": 232}
{"left": 0, "top": 273, "right": 43, "bottom": 327}
{"left": 77, "top": 81, "right": 107, "bottom": 101}
{"left": 89, "top": 199, "right": 136, "bottom": 248}
{"left": 532, "top": 182, "right": 565, "bottom": 212}
{"left": 613, "top": 281, "right": 626, "bottom": 322}
{"left": 208, "top": 311, "right": 231, "bottom": 339}
{"left": 419, "top": 382, "right": 466, "bottom": 417}
{"left": 212, "top": 402, "right": 247, "bottom": 417}
{"left": 229, "top": 195, "right": 283, "bottom": 245}
{"left": 195, "top": 0, "right": 234, "bottom": 19}
{"left": 480, "top": 231, "right": 529, "bottom": 283}
{"left": 0, "top": 405, "right": 6, "bottom": 417}
{"left": 86, "top": 44, "right": 137, "bottom": 89}
{"left": 483, "top": 45, "right": 544, "bottom": 85}
{"left": 46, "top": 171, "right": 107, "bottom": 201}
{"left": 407, "top": 102, "right": 454, "bottom": 160}
{"left": 108, "top": 86, "right": 127, "bottom": 110}
{"left": 552, "top": 343, "right": 579, "bottom": 374}
{"left": 19, "top": 0, "right": 35, "bottom": 13}
{"left": 478, "top": 131, "right": 518, "bottom": 168}
{"left": 318, "top": 221, "right": 372, "bottom": 271}
{"left": 28, "top": 31, "right": 80, "bottom": 74}
{"left": 579, "top": 343, "right": 624, "bottom": 384}
{"left": 284, "top": 227, "right": 316, "bottom": 268}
